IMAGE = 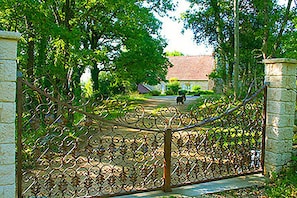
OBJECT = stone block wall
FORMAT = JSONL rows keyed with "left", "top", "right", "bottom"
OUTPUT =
{"left": 263, "top": 58, "right": 297, "bottom": 176}
{"left": 0, "top": 31, "right": 20, "bottom": 198}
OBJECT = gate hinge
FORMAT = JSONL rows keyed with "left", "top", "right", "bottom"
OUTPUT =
{"left": 17, "top": 71, "right": 23, "bottom": 77}
{"left": 264, "top": 81, "right": 270, "bottom": 86}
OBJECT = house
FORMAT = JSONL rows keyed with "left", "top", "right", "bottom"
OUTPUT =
{"left": 137, "top": 84, "right": 151, "bottom": 94}
{"left": 138, "top": 55, "right": 215, "bottom": 93}
{"left": 166, "top": 55, "right": 215, "bottom": 91}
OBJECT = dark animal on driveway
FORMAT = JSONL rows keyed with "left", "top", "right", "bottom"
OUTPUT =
{"left": 176, "top": 94, "right": 186, "bottom": 105}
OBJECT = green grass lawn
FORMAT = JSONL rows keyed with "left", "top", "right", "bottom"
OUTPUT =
{"left": 195, "top": 157, "right": 297, "bottom": 198}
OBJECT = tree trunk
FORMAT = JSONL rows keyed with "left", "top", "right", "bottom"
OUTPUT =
{"left": 26, "top": 19, "right": 34, "bottom": 77}
{"left": 262, "top": 0, "right": 269, "bottom": 59}
{"left": 271, "top": 0, "right": 293, "bottom": 57}
{"left": 234, "top": 0, "right": 239, "bottom": 98}
{"left": 213, "top": 0, "right": 228, "bottom": 88}
{"left": 90, "top": 30, "right": 100, "bottom": 93}
{"left": 37, "top": 35, "right": 47, "bottom": 69}
{"left": 91, "top": 63, "right": 100, "bottom": 92}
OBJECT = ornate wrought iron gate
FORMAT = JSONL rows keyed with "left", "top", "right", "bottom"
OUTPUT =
{"left": 17, "top": 77, "right": 266, "bottom": 197}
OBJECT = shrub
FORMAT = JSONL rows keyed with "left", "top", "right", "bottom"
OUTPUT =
{"left": 82, "top": 79, "right": 93, "bottom": 98}
{"left": 188, "top": 89, "right": 214, "bottom": 96}
{"left": 167, "top": 78, "right": 181, "bottom": 95}
{"left": 83, "top": 71, "right": 131, "bottom": 98}
{"left": 178, "top": 90, "right": 188, "bottom": 95}
{"left": 187, "top": 91, "right": 196, "bottom": 95}
{"left": 150, "top": 90, "right": 161, "bottom": 96}
{"left": 165, "top": 90, "right": 175, "bottom": 95}
{"left": 199, "top": 90, "right": 214, "bottom": 95}
{"left": 192, "top": 85, "right": 201, "bottom": 92}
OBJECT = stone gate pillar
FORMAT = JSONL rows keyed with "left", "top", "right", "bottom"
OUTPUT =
{"left": 0, "top": 31, "right": 21, "bottom": 198}
{"left": 263, "top": 58, "right": 297, "bottom": 176}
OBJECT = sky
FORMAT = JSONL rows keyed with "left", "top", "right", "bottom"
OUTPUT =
{"left": 160, "top": 0, "right": 213, "bottom": 56}
{"left": 161, "top": 0, "right": 289, "bottom": 56}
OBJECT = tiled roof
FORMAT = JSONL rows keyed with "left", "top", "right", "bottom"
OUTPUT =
{"left": 166, "top": 55, "right": 215, "bottom": 81}
{"left": 137, "top": 84, "right": 151, "bottom": 94}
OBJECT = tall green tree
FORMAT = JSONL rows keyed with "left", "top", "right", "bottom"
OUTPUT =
{"left": 0, "top": 0, "right": 82, "bottom": 96}
{"left": 165, "top": 51, "right": 185, "bottom": 56}
{"left": 0, "top": 0, "right": 174, "bottom": 97}
{"left": 234, "top": 0, "right": 239, "bottom": 98}
{"left": 182, "top": 0, "right": 297, "bottom": 96}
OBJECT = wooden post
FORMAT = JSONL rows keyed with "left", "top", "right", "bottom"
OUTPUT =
{"left": 163, "top": 129, "right": 172, "bottom": 192}
{"left": 17, "top": 73, "right": 23, "bottom": 198}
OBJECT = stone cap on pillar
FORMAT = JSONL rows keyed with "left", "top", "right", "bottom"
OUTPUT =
{"left": 263, "top": 58, "right": 297, "bottom": 64}
{"left": 0, "top": 31, "right": 21, "bottom": 60}
{"left": 264, "top": 58, "right": 297, "bottom": 77}
{"left": 0, "top": 31, "right": 21, "bottom": 40}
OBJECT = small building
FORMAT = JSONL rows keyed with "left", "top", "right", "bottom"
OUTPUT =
{"left": 166, "top": 55, "right": 215, "bottom": 91}
{"left": 138, "top": 55, "right": 215, "bottom": 94}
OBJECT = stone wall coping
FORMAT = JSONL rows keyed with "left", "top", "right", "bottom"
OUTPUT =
{"left": 263, "top": 58, "right": 297, "bottom": 64}
{"left": 0, "top": 31, "right": 21, "bottom": 40}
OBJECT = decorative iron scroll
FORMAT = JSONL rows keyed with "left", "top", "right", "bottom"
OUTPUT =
{"left": 170, "top": 99, "right": 264, "bottom": 186}
{"left": 17, "top": 78, "right": 266, "bottom": 197}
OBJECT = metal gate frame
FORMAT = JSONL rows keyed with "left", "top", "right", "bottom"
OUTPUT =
{"left": 16, "top": 76, "right": 267, "bottom": 197}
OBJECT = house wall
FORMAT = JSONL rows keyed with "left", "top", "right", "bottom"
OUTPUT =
{"left": 179, "top": 80, "right": 212, "bottom": 91}
{"left": 147, "top": 80, "right": 213, "bottom": 94}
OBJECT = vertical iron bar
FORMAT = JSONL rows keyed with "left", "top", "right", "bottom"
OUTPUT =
{"left": 163, "top": 129, "right": 172, "bottom": 192}
{"left": 261, "top": 85, "right": 267, "bottom": 171}
{"left": 16, "top": 73, "right": 23, "bottom": 198}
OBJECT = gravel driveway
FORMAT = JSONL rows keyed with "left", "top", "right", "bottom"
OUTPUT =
{"left": 141, "top": 95, "right": 199, "bottom": 111}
